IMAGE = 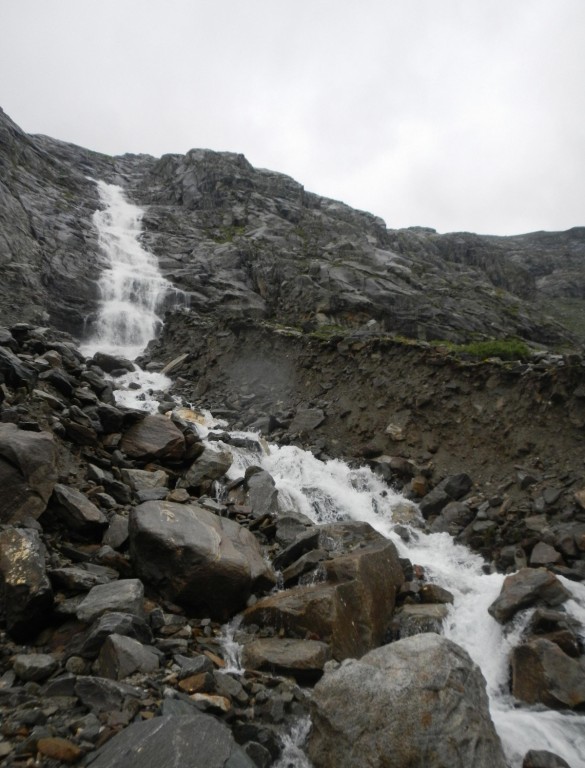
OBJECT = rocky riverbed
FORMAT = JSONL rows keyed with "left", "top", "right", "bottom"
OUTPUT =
{"left": 0, "top": 323, "right": 584, "bottom": 767}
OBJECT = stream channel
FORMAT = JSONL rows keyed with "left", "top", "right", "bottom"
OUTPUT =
{"left": 80, "top": 180, "right": 585, "bottom": 767}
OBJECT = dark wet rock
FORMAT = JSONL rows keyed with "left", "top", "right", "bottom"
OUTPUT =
{"left": 50, "top": 563, "right": 118, "bottom": 592}
{"left": 289, "top": 407, "right": 326, "bottom": 434}
{"left": 74, "top": 612, "right": 154, "bottom": 659}
{"left": 0, "top": 423, "right": 58, "bottom": 523}
{"left": 390, "top": 603, "right": 449, "bottom": 639}
{"left": 275, "top": 512, "right": 315, "bottom": 547}
{"left": 242, "top": 638, "right": 330, "bottom": 683}
{"left": 272, "top": 529, "right": 321, "bottom": 571}
{"left": 430, "top": 500, "right": 475, "bottom": 535}
{"left": 120, "top": 414, "right": 185, "bottom": 461}
{"left": 90, "top": 351, "right": 134, "bottom": 373}
{"left": 419, "top": 473, "right": 472, "bottom": 519}
{"left": 85, "top": 713, "right": 256, "bottom": 768}
{"left": 129, "top": 501, "right": 275, "bottom": 619}
{"left": 244, "top": 467, "right": 279, "bottom": 518}
{"left": 522, "top": 750, "right": 572, "bottom": 768}
{"left": 309, "top": 633, "right": 507, "bottom": 768}
{"left": 0, "top": 526, "right": 54, "bottom": 640}
{"left": 12, "top": 653, "right": 59, "bottom": 682}
{"left": 50, "top": 483, "right": 108, "bottom": 538}
{"left": 488, "top": 568, "right": 571, "bottom": 624}
{"left": 96, "top": 633, "right": 159, "bottom": 680}
{"left": 0, "top": 345, "right": 37, "bottom": 390}
{"left": 511, "top": 638, "right": 585, "bottom": 708}
{"left": 178, "top": 444, "right": 233, "bottom": 491}
{"left": 74, "top": 675, "right": 145, "bottom": 714}
{"left": 76, "top": 579, "right": 144, "bottom": 624}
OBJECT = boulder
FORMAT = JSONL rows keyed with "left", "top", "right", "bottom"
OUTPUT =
{"left": 178, "top": 444, "right": 233, "bottom": 491}
{"left": 0, "top": 345, "right": 37, "bottom": 390}
{"left": 245, "top": 468, "right": 279, "bottom": 518}
{"left": 522, "top": 750, "right": 572, "bottom": 768}
{"left": 309, "top": 633, "right": 507, "bottom": 768}
{"left": 129, "top": 501, "right": 275, "bottom": 619}
{"left": 13, "top": 653, "right": 59, "bottom": 682}
{"left": 84, "top": 713, "right": 255, "bottom": 768}
{"left": 74, "top": 676, "right": 145, "bottom": 714}
{"left": 242, "top": 638, "right": 330, "bottom": 683}
{"left": 0, "top": 526, "right": 54, "bottom": 640}
{"left": 244, "top": 537, "right": 403, "bottom": 660}
{"left": 289, "top": 407, "right": 326, "bottom": 433}
{"left": 120, "top": 414, "right": 185, "bottom": 461}
{"left": 74, "top": 612, "right": 154, "bottom": 659}
{"left": 51, "top": 483, "right": 108, "bottom": 538}
{"left": 96, "top": 634, "right": 159, "bottom": 680}
{"left": 511, "top": 638, "right": 585, "bottom": 708}
{"left": 0, "top": 423, "right": 58, "bottom": 523}
{"left": 488, "top": 568, "right": 571, "bottom": 624}
{"left": 419, "top": 473, "right": 472, "bottom": 519}
{"left": 391, "top": 603, "right": 449, "bottom": 639}
{"left": 76, "top": 579, "right": 144, "bottom": 624}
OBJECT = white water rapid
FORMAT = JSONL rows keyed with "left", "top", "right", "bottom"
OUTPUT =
{"left": 81, "top": 181, "right": 178, "bottom": 410}
{"left": 223, "top": 441, "right": 585, "bottom": 768}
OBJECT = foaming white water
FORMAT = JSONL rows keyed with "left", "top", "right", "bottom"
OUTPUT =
{"left": 230, "top": 439, "right": 585, "bottom": 768}
{"left": 81, "top": 181, "right": 171, "bottom": 361}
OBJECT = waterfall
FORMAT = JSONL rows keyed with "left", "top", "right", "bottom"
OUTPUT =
{"left": 81, "top": 180, "right": 180, "bottom": 411}
{"left": 81, "top": 180, "right": 171, "bottom": 361}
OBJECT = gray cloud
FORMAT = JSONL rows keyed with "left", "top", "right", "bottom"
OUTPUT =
{"left": 1, "top": 0, "right": 584, "bottom": 235}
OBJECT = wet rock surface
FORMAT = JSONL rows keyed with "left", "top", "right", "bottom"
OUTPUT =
{"left": 309, "top": 633, "right": 508, "bottom": 768}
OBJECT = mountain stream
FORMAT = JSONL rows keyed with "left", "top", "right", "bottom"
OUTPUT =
{"left": 83, "top": 182, "right": 585, "bottom": 768}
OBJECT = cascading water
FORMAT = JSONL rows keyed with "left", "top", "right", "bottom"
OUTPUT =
{"left": 224, "top": 441, "right": 585, "bottom": 768}
{"left": 81, "top": 180, "right": 179, "bottom": 410}
{"left": 78, "top": 178, "right": 585, "bottom": 767}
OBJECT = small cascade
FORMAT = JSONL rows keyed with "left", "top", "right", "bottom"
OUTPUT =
{"left": 218, "top": 615, "right": 245, "bottom": 675}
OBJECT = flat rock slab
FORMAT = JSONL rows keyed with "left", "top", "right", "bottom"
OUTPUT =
{"left": 76, "top": 579, "right": 144, "bottom": 624}
{"left": 0, "top": 423, "right": 57, "bottom": 523}
{"left": 309, "top": 633, "right": 507, "bottom": 768}
{"left": 84, "top": 713, "right": 255, "bottom": 768}
{"left": 242, "top": 637, "right": 330, "bottom": 683}
{"left": 51, "top": 483, "right": 108, "bottom": 538}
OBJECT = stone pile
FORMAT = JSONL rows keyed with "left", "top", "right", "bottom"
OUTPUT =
{"left": 0, "top": 322, "right": 582, "bottom": 767}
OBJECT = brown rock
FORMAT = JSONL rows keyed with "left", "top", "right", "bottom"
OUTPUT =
{"left": 121, "top": 415, "right": 185, "bottom": 461}
{"left": 488, "top": 568, "right": 570, "bottom": 624}
{"left": 242, "top": 638, "right": 330, "bottom": 682}
{"left": 511, "top": 638, "right": 585, "bottom": 708}
{"left": 243, "top": 537, "right": 403, "bottom": 660}
{"left": 37, "top": 737, "right": 82, "bottom": 764}
{"left": 178, "top": 672, "right": 214, "bottom": 694}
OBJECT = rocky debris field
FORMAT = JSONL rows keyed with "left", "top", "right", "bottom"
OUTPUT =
{"left": 0, "top": 322, "right": 584, "bottom": 768}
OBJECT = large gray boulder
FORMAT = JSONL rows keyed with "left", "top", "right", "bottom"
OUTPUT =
{"left": 85, "top": 713, "right": 255, "bottom": 768}
{"left": 309, "top": 633, "right": 507, "bottom": 768}
{"left": 129, "top": 501, "right": 275, "bottom": 619}
{"left": 0, "top": 424, "right": 58, "bottom": 523}
{"left": 178, "top": 444, "right": 233, "bottom": 491}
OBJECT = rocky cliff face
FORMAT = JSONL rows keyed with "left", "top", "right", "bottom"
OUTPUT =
{"left": 2, "top": 106, "right": 584, "bottom": 349}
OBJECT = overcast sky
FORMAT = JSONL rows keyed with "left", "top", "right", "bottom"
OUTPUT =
{"left": 1, "top": 0, "right": 583, "bottom": 235}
